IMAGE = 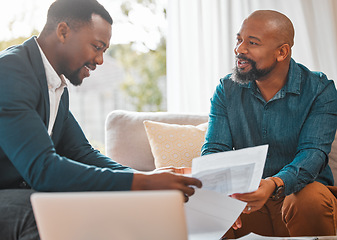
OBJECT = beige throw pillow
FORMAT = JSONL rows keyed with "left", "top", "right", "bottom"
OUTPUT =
{"left": 143, "top": 120, "right": 208, "bottom": 168}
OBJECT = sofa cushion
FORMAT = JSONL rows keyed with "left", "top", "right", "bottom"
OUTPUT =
{"left": 105, "top": 110, "right": 208, "bottom": 171}
{"left": 143, "top": 120, "right": 208, "bottom": 168}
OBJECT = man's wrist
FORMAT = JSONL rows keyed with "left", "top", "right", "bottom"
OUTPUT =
{"left": 266, "top": 177, "right": 285, "bottom": 201}
{"left": 131, "top": 173, "right": 148, "bottom": 190}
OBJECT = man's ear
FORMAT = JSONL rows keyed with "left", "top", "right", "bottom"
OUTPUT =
{"left": 276, "top": 44, "right": 291, "bottom": 62}
{"left": 56, "top": 22, "right": 70, "bottom": 43}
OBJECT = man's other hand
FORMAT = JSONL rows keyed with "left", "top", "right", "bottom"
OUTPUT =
{"left": 131, "top": 172, "right": 202, "bottom": 202}
{"left": 153, "top": 166, "right": 192, "bottom": 175}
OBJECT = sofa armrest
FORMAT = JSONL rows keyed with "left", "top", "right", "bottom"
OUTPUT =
{"left": 105, "top": 110, "right": 208, "bottom": 171}
{"left": 329, "top": 132, "right": 337, "bottom": 186}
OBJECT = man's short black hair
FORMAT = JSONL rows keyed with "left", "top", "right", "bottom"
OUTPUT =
{"left": 43, "top": 0, "right": 113, "bottom": 33}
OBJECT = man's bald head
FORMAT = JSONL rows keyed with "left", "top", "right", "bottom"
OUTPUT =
{"left": 245, "top": 10, "right": 295, "bottom": 48}
{"left": 232, "top": 10, "right": 294, "bottom": 84}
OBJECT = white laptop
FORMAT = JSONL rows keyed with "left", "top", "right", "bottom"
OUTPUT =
{"left": 31, "top": 190, "right": 188, "bottom": 240}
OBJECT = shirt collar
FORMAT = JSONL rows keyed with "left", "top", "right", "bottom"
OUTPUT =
{"left": 34, "top": 38, "right": 67, "bottom": 90}
{"left": 283, "top": 58, "right": 301, "bottom": 95}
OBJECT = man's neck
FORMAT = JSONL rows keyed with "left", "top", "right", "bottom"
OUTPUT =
{"left": 255, "top": 64, "right": 290, "bottom": 102}
{"left": 255, "top": 72, "right": 288, "bottom": 102}
{"left": 36, "top": 35, "right": 62, "bottom": 76}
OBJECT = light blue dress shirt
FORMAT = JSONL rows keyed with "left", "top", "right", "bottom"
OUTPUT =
{"left": 202, "top": 59, "right": 337, "bottom": 195}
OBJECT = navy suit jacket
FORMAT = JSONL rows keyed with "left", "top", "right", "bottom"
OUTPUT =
{"left": 0, "top": 37, "right": 134, "bottom": 191}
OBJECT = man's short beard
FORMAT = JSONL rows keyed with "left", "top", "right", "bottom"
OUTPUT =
{"left": 231, "top": 57, "right": 276, "bottom": 84}
{"left": 67, "top": 69, "right": 83, "bottom": 86}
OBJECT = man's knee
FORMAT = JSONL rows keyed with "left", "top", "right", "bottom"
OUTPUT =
{"left": 0, "top": 189, "right": 40, "bottom": 240}
{"left": 283, "top": 182, "right": 335, "bottom": 218}
{"left": 282, "top": 182, "right": 337, "bottom": 235}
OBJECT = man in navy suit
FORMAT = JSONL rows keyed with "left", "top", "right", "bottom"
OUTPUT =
{"left": 0, "top": 0, "right": 202, "bottom": 239}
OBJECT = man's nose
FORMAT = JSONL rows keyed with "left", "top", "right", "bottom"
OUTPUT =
{"left": 95, "top": 52, "right": 104, "bottom": 65}
{"left": 234, "top": 41, "right": 248, "bottom": 55}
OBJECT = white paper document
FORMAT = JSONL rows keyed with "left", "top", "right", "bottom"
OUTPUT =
{"left": 237, "top": 232, "right": 320, "bottom": 240}
{"left": 186, "top": 145, "right": 269, "bottom": 240}
{"left": 187, "top": 189, "right": 246, "bottom": 240}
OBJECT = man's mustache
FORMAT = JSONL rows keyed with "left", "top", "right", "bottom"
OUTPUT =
{"left": 235, "top": 54, "right": 255, "bottom": 65}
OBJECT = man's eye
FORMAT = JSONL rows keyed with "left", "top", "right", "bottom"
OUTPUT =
{"left": 250, "top": 41, "right": 258, "bottom": 45}
{"left": 92, "top": 44, "right": 102, "bottom": 51}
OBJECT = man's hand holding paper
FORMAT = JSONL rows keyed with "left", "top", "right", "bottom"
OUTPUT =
{"left": 186, "top": 145, "right": 269, "bottom": 239}
{"left": 231, "top": 178, "right": 277, "bottom": 214}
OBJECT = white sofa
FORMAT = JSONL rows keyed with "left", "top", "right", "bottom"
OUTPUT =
{"left": 105, "top": 110, "right": 337, "bottom": 186}
{"left": 105, "top": 110, "right": 209, "bottom": 171}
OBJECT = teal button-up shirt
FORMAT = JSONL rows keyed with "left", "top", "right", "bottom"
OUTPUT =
{"left": 202, "top": 58, "right": 337, "bottom": 195}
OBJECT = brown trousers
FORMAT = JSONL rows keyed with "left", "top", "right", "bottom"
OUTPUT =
{"left": 224, "top": 182, "right": 337, "bottom": 239}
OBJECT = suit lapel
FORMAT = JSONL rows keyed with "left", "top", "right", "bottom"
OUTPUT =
{"left": 23, "top": 37, "right": 50, "bottom": 128}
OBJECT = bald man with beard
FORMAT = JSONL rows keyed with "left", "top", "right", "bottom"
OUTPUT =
{"left": 202, "top": 10, "right": 337, "bottom": 238}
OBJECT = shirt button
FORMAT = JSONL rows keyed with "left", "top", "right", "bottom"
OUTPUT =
{"left": 19, "top": 181, "right": 29, "bottom": 189}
